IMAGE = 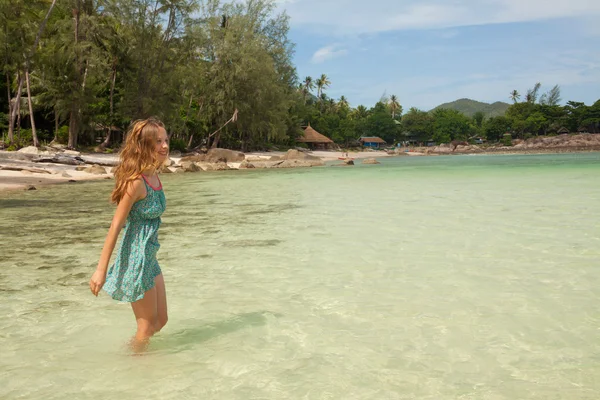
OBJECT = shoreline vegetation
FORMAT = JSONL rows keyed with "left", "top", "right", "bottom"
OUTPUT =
{"left": 1, "top": 133, "right": 599, "bottom": 192}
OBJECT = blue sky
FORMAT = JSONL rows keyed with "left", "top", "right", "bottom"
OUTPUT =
{"left": 276, "top": 0, "right": 600, "bottom": 110}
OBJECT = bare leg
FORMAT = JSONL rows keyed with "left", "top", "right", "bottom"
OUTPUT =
{"left": 130, "top": 286, "right": 157, "bottom": 352}
{"left": 154, "top": 274, "right": 168, "bottom": 333}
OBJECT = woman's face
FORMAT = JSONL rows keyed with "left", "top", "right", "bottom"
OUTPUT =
{"left": 155, "top": 127, "right": 169, "bottom": 163}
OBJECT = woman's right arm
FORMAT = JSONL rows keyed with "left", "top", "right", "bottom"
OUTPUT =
{"left": 89, "top": 179, "right": 146, "bottom": 296}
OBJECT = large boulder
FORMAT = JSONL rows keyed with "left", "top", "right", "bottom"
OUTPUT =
{"left": 201, "top": 162, "right": 231, "bottom": 171}
{"left": 84, "top": 164, "right": 107, "bottom": 175}
{"left": 281, "top": 149, "right": 321, "bottom": 161}
{"left": 180, "top": 161, "right": 202, "bottom": 172}
{"left": 18, "top": 146, "right": 42, "bottom": 155}
{"left": 239, "top": 160, "right": 255, "bottom": 169}
{"left": 205, "top": 148, "right": 245, "bottom": 163}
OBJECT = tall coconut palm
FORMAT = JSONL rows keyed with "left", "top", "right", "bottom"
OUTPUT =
{"left": 353, "top": 105, "right": 368, "bottom": 119}
{"left": 338, "top": 95, "right": 349, "bottom": 109}
{"left": 510, "top": 90, "right": 520, "bottom": 103}
{"left": 302, "top": 76, "right": 314, "bottom": 103}
{"left": 315, "top": 73, "right": 331, "bottom": 99}
{"left": 389, "top": 94, "right": 401, "bottom": 118}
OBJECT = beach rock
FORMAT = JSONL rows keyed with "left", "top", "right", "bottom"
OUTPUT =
{"left": 180, "top": 154, "right": 206, "bottom": 163}
{"left": 269, "top": 155, "right": 282, "bottom": 161}
{"left": 62, "top": 172, "right": 72, "bottom": 178}
{"left": 272, "top": 159, "right": 324, "bottom": 168}
{"left": 249, "top": 161, "right": 273, "bottom": 169}
{"left": 25, "top": 185, "right": 37, "bottom": 190}
{"left": 48, "top": 141, "right": 66, "bottom": 150}
{"left": 201, "top": 162, "right": 231, "bottom": 171}
{"left": 63, "top": 150, "right": 81, "bottom": 157}
{"left": 21, "top": 170, "right": 33, "bottom": 175}
{"left": 343, "top": 159, "right": 355, "bottom": 165}
{"left": 362, "top": 158, "right": 380, "bottom": 165}
{"left": 172, "top": 167, "right": 184, "bottom": 173}
{"left": 180, "top": 161, "right": 202, "bottom": 172}
{"left": 281, "top": 149, "right": 321, "bottom": 161}
{"left": 75, "top": 166, "right": 87, "bottom": 171}
{"left": 159, "top": 165, "right": 173, "bottom": 173}
{"left": 205, "top": 148, "right": 245, "bottom": 163}
{"left": 430, "top": 145, "right": 452, "bottom": 154}
{"left": 239, "top": 160, "right": 255, "bottom": 169}
{"left": 18, "top": 146, "right": 41, "bottom": 155}
{"left": 84, "top": 165, "right": 107, "bottom": 175}
{"left": 170, "top": 150, "right": 182, "bottom": 157}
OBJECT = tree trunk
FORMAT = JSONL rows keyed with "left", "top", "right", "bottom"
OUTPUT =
{"left": 5, "top": 73, "right": 13, "bottom": 142}
{"left": 211, "top": 131, "right": 220, "bottom": 149}
{"left": 25, "top": 69, "right": 38, "bottom": 147}
{"left": 16, "top": 91, "right": 22, "bottom": 138}
{"left": 54, "top": 107, "right": 59, "bottom": 141}
{"left": 68, "top": 106, "right": 78, "bottom": 149}
{"left": 8, "top": 74, "right": 24, "bottom": 143}
{"left": 101, "top": 64, "right": 117, "bottom": 148}
{"left": 187, "top": 133, "right": 194, "bottom": 149}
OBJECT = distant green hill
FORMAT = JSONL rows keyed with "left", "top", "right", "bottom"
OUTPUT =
{"left": 430, "top": 98, "right": 510, "bottom": 117}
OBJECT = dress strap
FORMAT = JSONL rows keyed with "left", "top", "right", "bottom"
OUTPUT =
{"left": 141, "top": 174, "right": 162, "bottom": 191}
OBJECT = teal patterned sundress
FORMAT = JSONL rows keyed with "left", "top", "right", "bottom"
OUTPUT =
{"left": 103, "top": 175, "right": 166, "bottom": 302}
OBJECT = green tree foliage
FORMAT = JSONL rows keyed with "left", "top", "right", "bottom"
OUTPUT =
{"left": 483, "top": 116, "right": 511, "bottom": 142}
{"left": 431, "top": 108, "right": 472, "bottom": 143}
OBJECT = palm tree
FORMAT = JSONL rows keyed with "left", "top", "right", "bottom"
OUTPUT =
{"left": 353, "top": 105, "right": 368, "bottom": 119}
{"left": 510, "top": 90, "right": 520, "bottom": 103}
{"left": 338, "top": 95, "right": 349, "bottom": 109}
{"left": 526, "top": 82, "right": 541, "bottom": 103}
{"left": 389, "top": 95, "right": 401, "bottom": 118}
{"left": 302, "top": 76, "right": 314, "bottom": 103}
{"left": 315, "top": 73, "right": 331, "bottom": 99}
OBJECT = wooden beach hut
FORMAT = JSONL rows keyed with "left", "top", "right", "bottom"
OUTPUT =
{"left": 359, "top": 136, "right": 387, "bottom": 149}
{"left": 297, "top": 124, "right": 334, "bottom": 149}
{"left": 557, "top": 127, "right": 570, "bottom": 135}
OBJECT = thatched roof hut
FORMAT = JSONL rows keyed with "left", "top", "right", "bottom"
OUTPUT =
{"left": 297, "top": 124, "right": 334, "bottom": 149}
{"left": 557, "top": 127, "right": 569, "bottom": 135}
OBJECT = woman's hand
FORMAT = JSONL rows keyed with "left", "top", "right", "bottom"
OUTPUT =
{"left": 89, "top": 269, "right": 106, "bottom": 297}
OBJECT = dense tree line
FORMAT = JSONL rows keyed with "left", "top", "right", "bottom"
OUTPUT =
{"left": 1, "top": 1, "right": 598, "bottom": 151}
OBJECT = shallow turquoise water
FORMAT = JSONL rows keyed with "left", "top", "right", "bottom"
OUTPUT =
{"left": 1, "top": 153, "right": 599, "bottom": 399}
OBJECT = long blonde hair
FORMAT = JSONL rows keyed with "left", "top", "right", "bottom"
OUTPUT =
{"left": 111, "top": 118, "right": 166, "bottom": 204}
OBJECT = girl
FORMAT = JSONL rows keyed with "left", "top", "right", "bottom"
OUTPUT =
{"left": 89, "top": 117, "right": 169, "bottom": 350}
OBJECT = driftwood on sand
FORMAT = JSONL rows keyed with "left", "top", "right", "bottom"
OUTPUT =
{"left": 34, "top": 155, "right": 85, "bottom": 165}
{"left": 0, "top": 165, "right": 52, "bottom": 174}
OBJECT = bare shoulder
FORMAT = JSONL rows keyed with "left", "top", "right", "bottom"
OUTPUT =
{"left": 125, "top": 177, "right": 147, "bottom": 202}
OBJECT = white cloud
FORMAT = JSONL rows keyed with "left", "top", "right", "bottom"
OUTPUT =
{"left": 311, "top": 45, "right": 348, "bottom": 63}
{"left": 279, "top": 0, "right": 600, "bottom": 34}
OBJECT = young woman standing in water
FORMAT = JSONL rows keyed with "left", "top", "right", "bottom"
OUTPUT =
{"left": 89, "top": 118, "right": 169, "bottom": 350}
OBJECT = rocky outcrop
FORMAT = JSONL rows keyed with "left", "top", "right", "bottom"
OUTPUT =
{"left": 180, "top": 161, "right": 202, "bottom": 172}
{"left": 205, "top": 148, "right": 245, "bottom": 163}
{"left": 281, "top": 149, "right": 321, "bottom": 161}
{"left": 84, "top": 165, "right": 107, "bottom": 175}
{"left": 362, "top": 158, "right": 380, "bottom": 164}
{"left": 239, "top": 160, "right": 255, "bottom": 169}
